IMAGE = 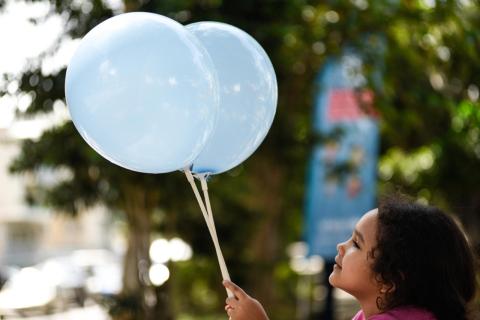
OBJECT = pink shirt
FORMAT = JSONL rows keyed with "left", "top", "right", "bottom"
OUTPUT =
{"left": 352, "top": 307, "right": 437, "bottom": 320}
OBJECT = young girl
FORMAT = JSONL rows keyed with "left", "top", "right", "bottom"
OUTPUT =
{"left": 223, "top": 196, "right": 478, "bottom": 320}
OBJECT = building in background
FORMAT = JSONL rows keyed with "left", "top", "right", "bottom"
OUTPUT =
{"left": 0, "top": 127, "right": 118, "bottom": 268}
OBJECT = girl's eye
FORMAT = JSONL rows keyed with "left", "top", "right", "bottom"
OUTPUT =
{"left": 352, "top": 239, "right": 360, "bottom": 249}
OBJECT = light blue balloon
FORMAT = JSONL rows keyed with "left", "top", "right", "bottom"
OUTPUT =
{"left": 187, "top": 22, "right": 278, "bottom": 175}
{"left": 65, "top": 13, "right": 219, "bottom": 173}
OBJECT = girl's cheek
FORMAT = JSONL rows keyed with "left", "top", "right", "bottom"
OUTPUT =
{"left": 345, "top": 245, "right": 356, "bottom": 255}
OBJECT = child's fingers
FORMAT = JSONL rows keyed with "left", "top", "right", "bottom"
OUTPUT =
{"left": 226, "top": 296, "right": 239, "bottom": 308}
{"left": 225, "top": 305, "right": 234, "bottom": 317}
{"left": 223, "top": 280, "right": 248, "bottom": 300}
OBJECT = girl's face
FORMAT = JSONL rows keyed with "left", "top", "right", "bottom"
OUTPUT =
{"left": 329, "top": 209, "right": 382, "bottom": 301}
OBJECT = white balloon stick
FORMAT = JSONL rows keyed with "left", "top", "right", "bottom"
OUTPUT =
{"left": 184, "top": 169, "right": 234, "bottom": 298}
{"left": 198, "top": 175, "right": 232, "bottom": 282}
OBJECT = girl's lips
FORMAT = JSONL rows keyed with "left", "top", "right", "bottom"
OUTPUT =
{"left": 334, "top": 256, "right": 342, "bottom": 268}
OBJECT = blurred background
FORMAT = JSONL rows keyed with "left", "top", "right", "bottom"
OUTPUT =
{"left": 0, "top": 0, "right": 479, "bottom": 319}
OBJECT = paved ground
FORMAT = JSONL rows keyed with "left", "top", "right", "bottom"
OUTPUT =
{"left": 1, "top": 304, "right": 110, "bottom": 320}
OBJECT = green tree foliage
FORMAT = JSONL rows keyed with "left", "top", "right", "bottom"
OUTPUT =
{"left": 1, "top": 0, "right": 479, "bottom": 319}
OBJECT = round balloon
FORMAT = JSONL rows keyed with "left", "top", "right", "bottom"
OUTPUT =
{"left": 65, "top": 12, "right": 219, "bottom": 173}
{"left": 186, "top": 22, "right": 278, "bottom": 175}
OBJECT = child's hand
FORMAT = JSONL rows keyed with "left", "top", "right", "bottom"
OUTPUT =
{"left": 223, "top": 280, "right": 269, "bottom": 320}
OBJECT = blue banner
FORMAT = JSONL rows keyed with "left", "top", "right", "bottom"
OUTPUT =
{"left": 305, "top": 53, "right": 379, "bottom": 259}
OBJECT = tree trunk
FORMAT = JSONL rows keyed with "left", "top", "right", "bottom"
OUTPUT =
{"left": 246, "top": 159, "right": 284, "bottom": 311}
{"left": 117, "top": 186, "right": 173, "bottom": 320}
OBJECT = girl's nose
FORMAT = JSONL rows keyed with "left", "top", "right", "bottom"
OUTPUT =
{"left": 337, "top": 241, "right": 346, "bottom": 255}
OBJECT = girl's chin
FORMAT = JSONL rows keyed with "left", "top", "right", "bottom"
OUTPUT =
{"left": 328, "top": 271, "right": 338, "bottom": 286}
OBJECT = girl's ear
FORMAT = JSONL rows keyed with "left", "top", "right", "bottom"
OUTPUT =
{"left": 379, "top": 282, "right": 395, "bottom": 294}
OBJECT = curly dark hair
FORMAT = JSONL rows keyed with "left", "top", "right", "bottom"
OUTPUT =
{"left": 372, "top": 196, "right": 478, "bottom": 320}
